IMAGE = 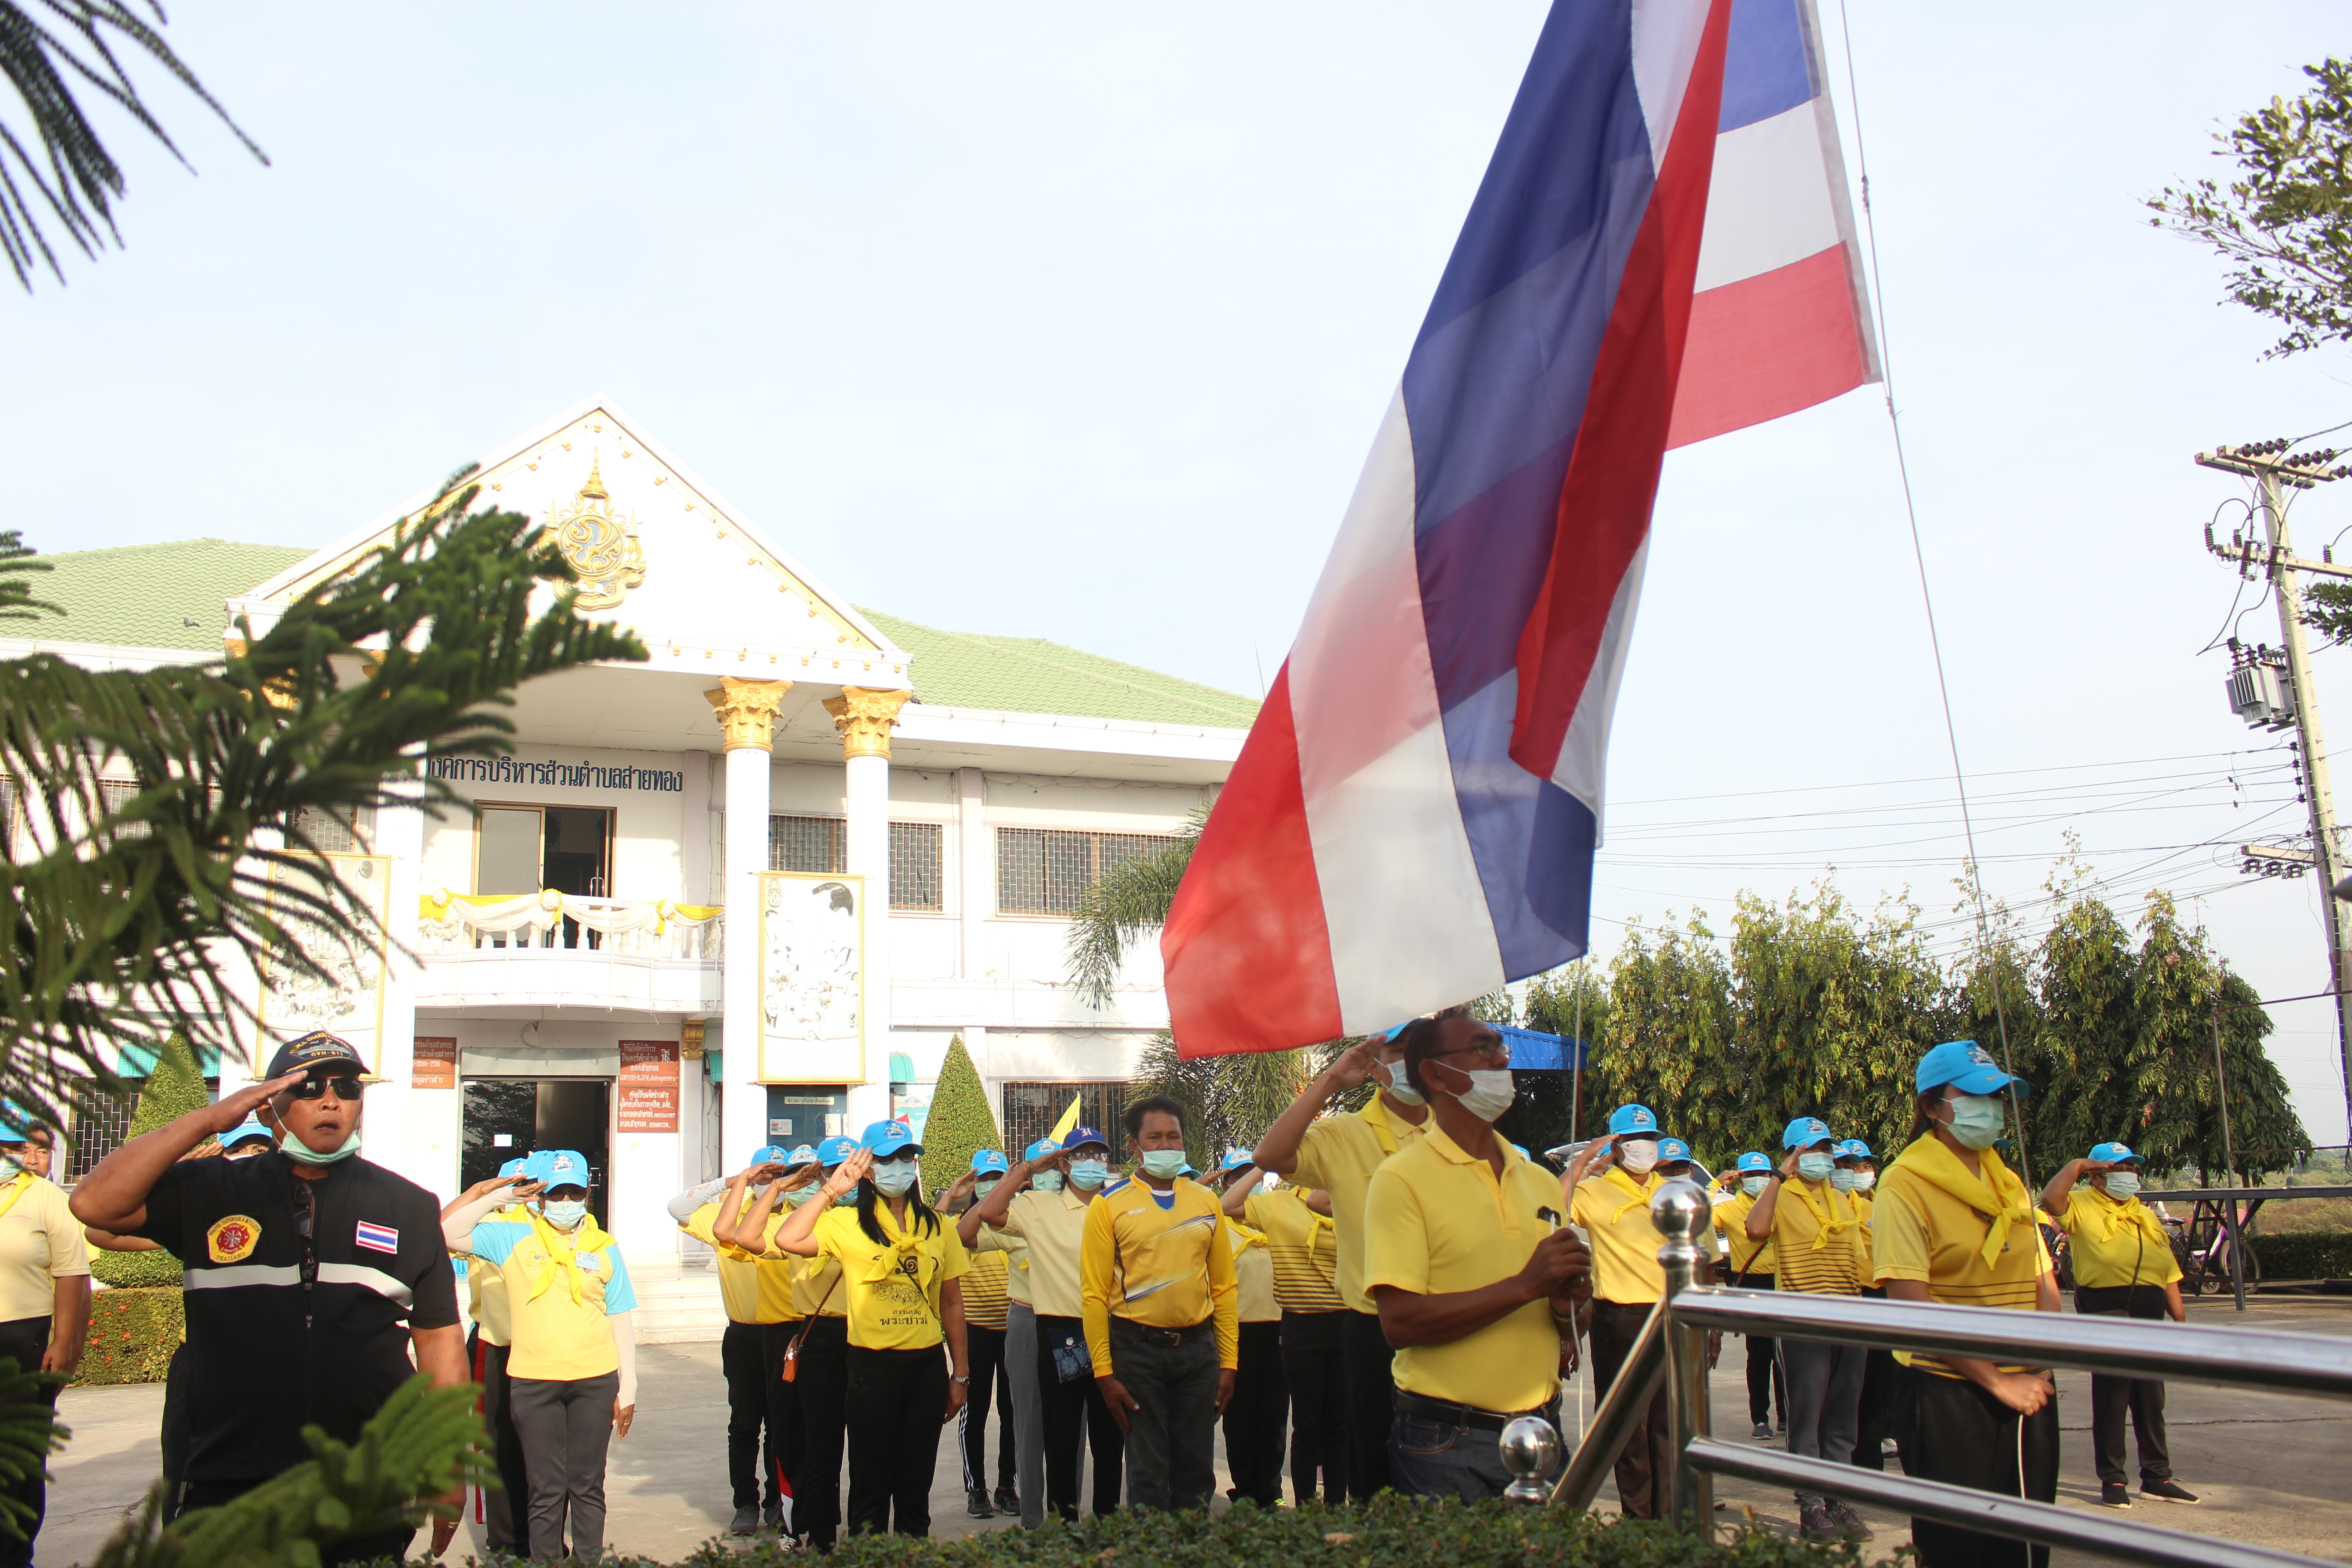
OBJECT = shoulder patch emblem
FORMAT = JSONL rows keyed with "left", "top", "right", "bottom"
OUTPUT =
{"left": 207, "top": 1215, "right": 261, "bottom": 1264}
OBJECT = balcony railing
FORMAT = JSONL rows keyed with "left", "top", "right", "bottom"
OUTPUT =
{"left": 418, "top": 889, "right": 722, "bottom": 960}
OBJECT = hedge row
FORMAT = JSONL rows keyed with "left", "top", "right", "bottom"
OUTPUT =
{"left": 75, "top": 1287, "right": 182, "bottom": 1386}
{"left": 2249, "top": 1231, "right": 2352, "bottom": 1282}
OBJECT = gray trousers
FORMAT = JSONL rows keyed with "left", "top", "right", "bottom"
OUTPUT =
{"left": 1780, "top": 1338, "right": 1866, "bottom": 1504}
{"left": 510, "top": 1372, "right": 619, "bottom": 1558}
{"left": 1108, "top": 1319, "right": 1220, "bottom": 1511}
{"left": 1005, "top": 1302, "right": 1046, "bottom": 1528}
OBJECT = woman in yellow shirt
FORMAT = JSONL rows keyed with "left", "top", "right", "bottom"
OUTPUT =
{"left": 767, "top": 1122, "right": 970, "bottom": 1539}
{"left": 1211, "top": 1148, "right": 1286, "bottom": 1509}
{"left": 1716, "top": 1151, "right": 1786, "bottom": 1441}
{"left": 1872, "top": 1042, "right": 2058, "bottom": 1568}
{"left": 2041, "top": 1142, "right": 2196, "bottom": 1509}
{"left": 1226, "top": 1162, "right": 1345, "bottom": 1504}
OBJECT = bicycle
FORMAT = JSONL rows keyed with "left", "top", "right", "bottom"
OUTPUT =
{"left": 2164, "top": 1196, "right": 2264, "bottom": 1296}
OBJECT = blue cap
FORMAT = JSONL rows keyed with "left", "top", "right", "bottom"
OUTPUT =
{"left": 535, "top": 1149, "right": 591, "bottom": 1191}
{"left": 2088, "top": 1141, "right": 2139, "bottom": 1166}
{"left": 1220, "top": 1147, "right": 1257, "bottom": 1173}
{"left": 752, "top": 1144, "right": 793, "bottom": 1166}
{"left": 1180, "top": 1162, "right": 1200, "bottom": 1179}
{"left": 1782, "top": 1117, "right": 1833, "bottom": 1151}
{"left": 861, "top": 1120, "right": 921, "bottom": 1159}
{"left": 1915, "top": 1039, "right": 2028, "bottom": 1098}
{"left": 971, "top": 1149, "right": 1009, "bottom": 1175}
{"left": 1066, "top": 1125, "right": 1110, "bottom": 1152}
{"left": 1024, "top": 1137, "right": 1061, "bottom": 1161}
{"left": 497, "top": 1156, "right": 529, "bottom": 1178}
{"left": 1838, "top": 1139, "right": 1874, "bottom": 1161}
{"left": 817, "top": 1136, "right": 859, "bottom": 1167}
{"left": 1656, "top": 1137, "right": 1692, "bottom": 1162}
{"left": 1607, "top": 1104, "right": 1659, "bottom": 1136}
{"left": 1736, "top": 1152, "right": 1772, "bottom": 1174}
{"left": 788, "top": 1144, "right": 819, "bottom": 1166}
{"left": 0, "top": 1104, "right": 26, "bottom": 1142}
{"left": 224, "top": 1118, "right": 275, "bottom": 1151}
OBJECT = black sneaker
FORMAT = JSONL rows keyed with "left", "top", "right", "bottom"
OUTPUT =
{"left": 1798, "top": 1501, "right": 1836, "bottom": 1540}
{"left": 762, "top": 1501, "right": 784, "bottom": 1531}
{"left": 1827, "top": 1500, "right": 1873, "bottom": 1539}
{"left": 2099, "top": 1482, "right": 2131, "bottom": 1508}
{"left": 1752, "top": 1421, "right": 1773, "bottom": 1440}
{"left": 2142, "top": 1479, "right": 2199, "bottom": 1504}
{"left": 730, "top": 1505, "right": 760, "bottom": 1536}
{"left": 967, "top": 1486, "right": 995, "bottom": 1519}
{"left": 994, "top": 1486, "right": 1019, "bottom": 1514}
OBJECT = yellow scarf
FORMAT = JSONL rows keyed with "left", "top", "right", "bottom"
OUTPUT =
{"left": 1890, "top": 1135, "right": 2034, "bottom": 1269}
{"left": 1788, "top": 1179, "right": 1862, "bottom": 1251}
{"left": 1361, "top": 1095, "right": 1406, "bottom": 1156}
{"left": 856, "top": 1198, "right": 938, "bottom": 1291}
{"left": 2092, "top": 1187, "right": 2169, "bottom": 1249}
{"left": 1604, "top": 1166, "right": 1661, "bottom": 1224}
{"left": 0, "top": 1170, "right": 33, "bottom": 1224}
{"left": 523, "top": 1207, "right": 617, "bottom": 1304}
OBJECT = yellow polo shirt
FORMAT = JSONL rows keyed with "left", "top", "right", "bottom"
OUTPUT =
{"left": 995, "top": 1186, "right": 1095, "bottom": 1319}
{"left": 2056, "top": 1188, "right": 2180, "bottom": 1290}
{"left": 1225, "top": 1216, "right": 1279, "bottom": 1323}
{"left": 974, "top": 1223, "right": 1032, "bottom": 1309}
{"left": 1363, "top": 1127, "right": 1562, "bottom": 1415}
{"left": 1716, "top": 1190, "right": 1776, "bottom": 1277}
{"left": 1570, "top": 1169, "right": 1714, "bottom": 1304}
{"left": 1080, "top": 1179, "right": 1239, "bottom": 1371}
{"left": 466, "top": 1218, "right": 635, "bottom": 1381}
{"left": 1872, "top": 1162, "right": 2050, "bottom": 1377}
{"left": 0, "top": 1176, "right": 87, "bottom": 1323}
{"left": 1293, "top": 1098, "right": 1429, "bottom": 1312}
{"left": 681, "top": 1197, "right": 799, "bottom": 1325}
{"left": 1245, "top": 1188, "right": 1345, "bottom": 1313}
{"left": 812, "top": 1201, "right": 969, "bottom": 1351}
{"left": 463, "top": 1203, "right": 527, "bottom": 1345}
{"left": 1769, "top": 1180, "right": 1865, "bottom": 1295}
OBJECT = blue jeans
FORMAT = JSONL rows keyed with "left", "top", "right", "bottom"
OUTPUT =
{"left": 1389, "top": 1399, "right": 1562, "bottom": 1501}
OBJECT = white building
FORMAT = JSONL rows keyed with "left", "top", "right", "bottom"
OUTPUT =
{"left": 24, "top": 396, "right": 1249, "bottom": 1315}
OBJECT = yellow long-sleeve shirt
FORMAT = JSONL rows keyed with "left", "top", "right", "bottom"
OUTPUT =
{"left": 1080, "top": 1178, "right": 1239, "bottom": 1372}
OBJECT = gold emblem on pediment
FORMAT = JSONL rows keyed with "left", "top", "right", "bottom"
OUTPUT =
{"left": 540, "top": 451, "right": 646, "bottom": 610}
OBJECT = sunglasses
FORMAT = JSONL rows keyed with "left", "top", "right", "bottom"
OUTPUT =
{"left": 285, "top": 1073, "right": 365, "bottom": 1101}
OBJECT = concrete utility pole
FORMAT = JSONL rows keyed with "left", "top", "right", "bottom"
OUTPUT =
{"left": 2199, "top": 438, "right": 2352, "bottom": 1135}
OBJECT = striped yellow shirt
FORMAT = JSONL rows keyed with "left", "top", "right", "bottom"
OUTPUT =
{"left": 1245, "top": 1188, "right": 1345, "bottom": 1313}
{"left": 1716, "top": 1191, "right": 1776, "bottom": 1277}
{"left": 1769, "top": 1179, "right": 1865, "bottom": 1295}
{"left": 1080, "top": 1178, "right": 1239, "bottom": 1372}
{"left": 961, "top": 1247, "right": 1011, "bottom": 1330}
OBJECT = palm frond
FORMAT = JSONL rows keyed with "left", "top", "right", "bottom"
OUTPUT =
{"left": 1125, "top": 1031, "right": 1309, "bottom": 1168}
{"left": 0, "top": 1, "right": 267, "bottom": 288}
{"left": 0, "top": 1357, "right": 65, "bottom": 1543}
{"left": 1065, "top": 806, "right": 1204, "bottom": 1008}
{"left": 0, "top": 531, "right": 57, "bottom": 623}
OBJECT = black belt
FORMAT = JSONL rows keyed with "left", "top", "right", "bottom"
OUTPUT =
{"left": 1392, "top": 1389, "right": 1550, "bottom": 1433}
{"left": 1592, "top": 1298, "right": 1658, "bottom": 1316}
{"left": 1111, "top": 1317, "right": 1211, "bottom": 1348}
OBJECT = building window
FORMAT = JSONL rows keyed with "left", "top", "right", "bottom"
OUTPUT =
{"left": 770, "top": 814, "right": 846, "bottom": 874}
{"left": 65, "top": 1080, "right": 141, "bottom": 1183}
{"left": 890, "top": 822, "right": 942, "bottom": 911}
{"left": 995, "top": 828, "right": 1173, "bottom": 916}
{"left": 98, "top": 779, "right": 149, "bottom": 840}
{"left": 289, "top": 804, "right": 374, "bottom": 854}
{"left": 0, "top": 777, "right": 16, "bottom": 858}
{"left": 1000, "top": 1080, "right": 1130, "bottom": 1159}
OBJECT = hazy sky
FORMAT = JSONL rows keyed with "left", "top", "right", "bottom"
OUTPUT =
{"left": 11, "top": 3, "right": 2352, "bottom": 1141}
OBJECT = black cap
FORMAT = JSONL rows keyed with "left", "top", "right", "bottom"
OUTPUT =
{"left": 264, "top": 1031, "right": 366, "bottom": 1079}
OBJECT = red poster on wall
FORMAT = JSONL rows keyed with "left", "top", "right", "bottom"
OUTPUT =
{"left": 617, "top": 1040, "right": 681, "bottom": 1133}
{"left": 413, "top": 1038, "right": 459, "bottom": 1090}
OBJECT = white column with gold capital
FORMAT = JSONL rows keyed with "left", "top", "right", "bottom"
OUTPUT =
{"left": 824, "top": 687, "right": 910, "bottom": 1132}
{"left": 709, "top": 677, "right": 789, "bottom": 1169}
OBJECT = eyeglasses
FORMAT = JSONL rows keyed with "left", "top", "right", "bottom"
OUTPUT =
{"left": 286, "top": 1074, "right": 364, "bottom": 1101}
{"left": 1432, "top": 1041, "right": 1512, "bottom": 1068}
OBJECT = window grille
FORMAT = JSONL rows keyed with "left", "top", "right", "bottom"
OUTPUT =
{"left": 290, "top": 804, "right": 374, "bottom": 854}
{"left": 769, "top": 814, "right": 847, "bottom": 875}
{"left": 890, "top": 822, "right": 942, "bottom": 911}
{"left": 1000, "top": 1080, "right": 1131, "bottom": 1160}
{"left": 995, "top": 828, "right": 1172, "bottom": 916}
{"left": 98, "top": 779, "right": 149, "bottom": 839}
{"left": 65, "top": 1080, "right": 141, "bottom": 1183}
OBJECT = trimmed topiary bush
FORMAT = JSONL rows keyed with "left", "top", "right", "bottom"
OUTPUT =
{"left": 74, "top": 1286, "right": 182, "bottom": 1385}
{"left": 88, "top": 1032, "right": 211, "bottom": 1291}
{"left": 920, "top": 1035, "right": 1006, "bottom": 1196}
{"left": 2253, "top": 1230, "right": 2352, "bottom": 1282}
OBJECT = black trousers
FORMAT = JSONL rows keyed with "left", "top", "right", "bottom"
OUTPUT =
{"left": 1779, "top": 1336, "right": 1866, "bottom": 1504}
{"left": 720, "top": 1323, "right": 774, "bottom": 1510}
{"left": 182, "top": 1479, "right": 413, "bottom": 1568}
{"left": 757, "top": 1321, "right": 805, "bottom": 1512}
{"left": 1851, "top": 1287, "right": 1904, "bottom": 1470}
{"left": 0, "top": 1317, "right": 54, "bottom": 1568}
{"left": 1589, "top": 1300, "right": 1672, "bottom": 1520}
{"left": 792, "top": 1316, "right": 851, "bottom": 1548}
{"left": 959, "top": 1323, "right": 1016, "bottom": 1493}
{"left": 2077, "top": 1285, "right": 2173, "bottom": 1485}
{"left": 1339, "top": 1308, "right": 1396, "bottom": 1499}
{"left": 160, "top": 1339, "right": 194, "bottom": 1520}
{"left": 1726, "top": 1271, "right": 1785, "bottom": 1426}
{"left": 1109, "top": 1318, "right": 1220, "bottom": 1511}
{"left": 472, "top": 1334, "right": 529, "bottom": 1551}
{"left": 1279, "top": 1309, "right": 1349, "bottom": 1504}
{"left": 845, "top": 1344, "right": 949, "bottom": 1537}
{"left": 1035, "top": 1313, "right": 1123, "bottom": 1519}
{"left": 1907, "top": 1367, "right": 2060, "bottom": 1568}
{"left": 1221, "top": 1319, "right": 1288, "bottom": 1506}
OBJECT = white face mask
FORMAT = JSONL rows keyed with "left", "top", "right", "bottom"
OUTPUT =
{"left": 2103, "top": 1171, "right": 2141, "bottom": 1200}
{"left": 1374, "top": 1058, "right": 1425, "bottom": 1107}
{"left": 1617, "top": 1138, "right": 1660, "bottom": 1175}
{"left": 1852, "top": 1170, "right": 1876, "bottom": 1191}
{"left": 1447, "top": 1068, "right": 1515, "bottom": 1123}
{"left": 1829, "top": 1169, "right": 1857, "bottom": 1193}
{"left": 1740, "top": 1175, "right": 1768, "bottom": 1197}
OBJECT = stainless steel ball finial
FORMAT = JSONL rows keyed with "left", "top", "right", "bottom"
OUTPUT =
{"left": 1499, "top": 1415, "right": 1562, "bottom": 1502}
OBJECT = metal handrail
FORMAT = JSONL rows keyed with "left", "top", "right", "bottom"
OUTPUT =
{"left": 1519, "top": 1177, "right": 2352, "bottom": 1568}
{"left": 2138, "top": 1185, "right": 2352, "bottom": 1201}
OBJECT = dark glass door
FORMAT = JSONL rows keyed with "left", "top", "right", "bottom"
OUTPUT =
{"left": 461, "top": 1078, "right": 612, "bottom": 1227}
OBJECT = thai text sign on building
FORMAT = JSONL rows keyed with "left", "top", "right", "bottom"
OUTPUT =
{"left": 617, "top": 1040, "right": 681, "bottom": 1132}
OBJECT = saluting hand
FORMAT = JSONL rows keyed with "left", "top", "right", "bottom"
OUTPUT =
{"left": 208, "top": 1070, "right": 306, "bottom": 1132}
{"left": 826, "top": 1149, "right": 874, "bottom": 1197}
{"left": 941, "top": 1171, "right": 980, "bottom": 1205}
{"left": 1324, "top": 1040, "right": 1383, "bottom": 1091}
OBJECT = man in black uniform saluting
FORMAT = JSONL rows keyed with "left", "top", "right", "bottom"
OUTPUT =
{"left": 72, "top": 1032, "right": 466, "bottom": 1560}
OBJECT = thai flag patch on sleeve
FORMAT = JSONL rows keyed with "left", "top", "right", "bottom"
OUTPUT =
{"left": 355, "top": 1221, "right": 400, "bottom": 1255}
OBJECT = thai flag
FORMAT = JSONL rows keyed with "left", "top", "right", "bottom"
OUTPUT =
{"left": 1164, "top": 0, "right": 1878, "bottom": 1056}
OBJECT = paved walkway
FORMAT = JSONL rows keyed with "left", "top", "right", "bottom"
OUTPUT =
{"left": 36, "top": 1296, "right": 2352, "bottom": 1565}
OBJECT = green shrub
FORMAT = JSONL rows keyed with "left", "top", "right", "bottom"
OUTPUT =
{"left": 2252, "top": 1230, "right": 2352, "bottom": 1281}
{"left": 89, "top": 1033, "right": 210, "bottom": 1292}
{"left": 74, "top": 1288, "right": 182, "bottom": 1386}
{"left": 921, "top": 1035, "right": 1007, "bottom": 1196}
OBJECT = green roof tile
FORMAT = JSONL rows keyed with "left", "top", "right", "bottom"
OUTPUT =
{"left": 858, "top": 608, "right": 1258, "bottom": 730}
{"left": 21, "top": 539, "right": 310, "bottom": 652}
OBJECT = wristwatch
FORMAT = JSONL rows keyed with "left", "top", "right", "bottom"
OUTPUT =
{"left": 951, "top": 1374, "right": 970, "bottom": 1385}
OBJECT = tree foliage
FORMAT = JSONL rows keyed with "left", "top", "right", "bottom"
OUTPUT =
{"left": 919, "top": 1035, "right": 1005, "bottom": 1195}
{"left": 2150, "top": 57, "right": 2352, "bottom": 358}
{"left": 1124, "top": 1033, "right": 1307, "bottom": 1171}
{"left": 0, "top": 1, "right": 267, "bottom": 289}
{"left": 88, "top": 1030, "right": 207, "bottom": 1288}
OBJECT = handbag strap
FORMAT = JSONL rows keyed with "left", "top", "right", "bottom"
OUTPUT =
{"left": 786, "top": 1264, "right": 844, "bottom": 1357}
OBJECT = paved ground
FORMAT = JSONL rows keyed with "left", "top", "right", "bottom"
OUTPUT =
{"left": 36, "top": 1295, "right": 2352, "bottom": 1565}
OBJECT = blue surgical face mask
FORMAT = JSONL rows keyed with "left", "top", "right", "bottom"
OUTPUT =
{"left": 2103, "top": 1171, "right": 2141, "bottom": 1200}
{"left": 975, "top": 1177, "right": 1002, "bottom": 1200}
{"left": 1068, "top": 1158, "right": 1108, "bottom": 1191}
{"left": 1796, "top": 1152, "right": 1836, "bottom": 1183}
{"left": 1139, "top": 1150, "right": 1187, "bottom": 1180}
{"left": 1032, "top": 1171, "right": 1066, "bottom": 1194}
{"left": 1741, "top": 1176, "right": 1769, "bottom": 1198}
{"left": 281, "top": 1127, "right": 362, "bottom": 1167}
{"left": 541, "top": 1200, "right": 587, "bottom": 1231}
{"left": 872, "top": 1158, "right": 918, "bottom": 1196}
{"left": 1829, "top": 1169, "right": 1857, "bottom": 1193}
{"left": 1944, "top": 1093, "right": 2004, "bottom": 1151}
{"left": 785, "top": 1182, "right": 823, "bottom": 1206}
